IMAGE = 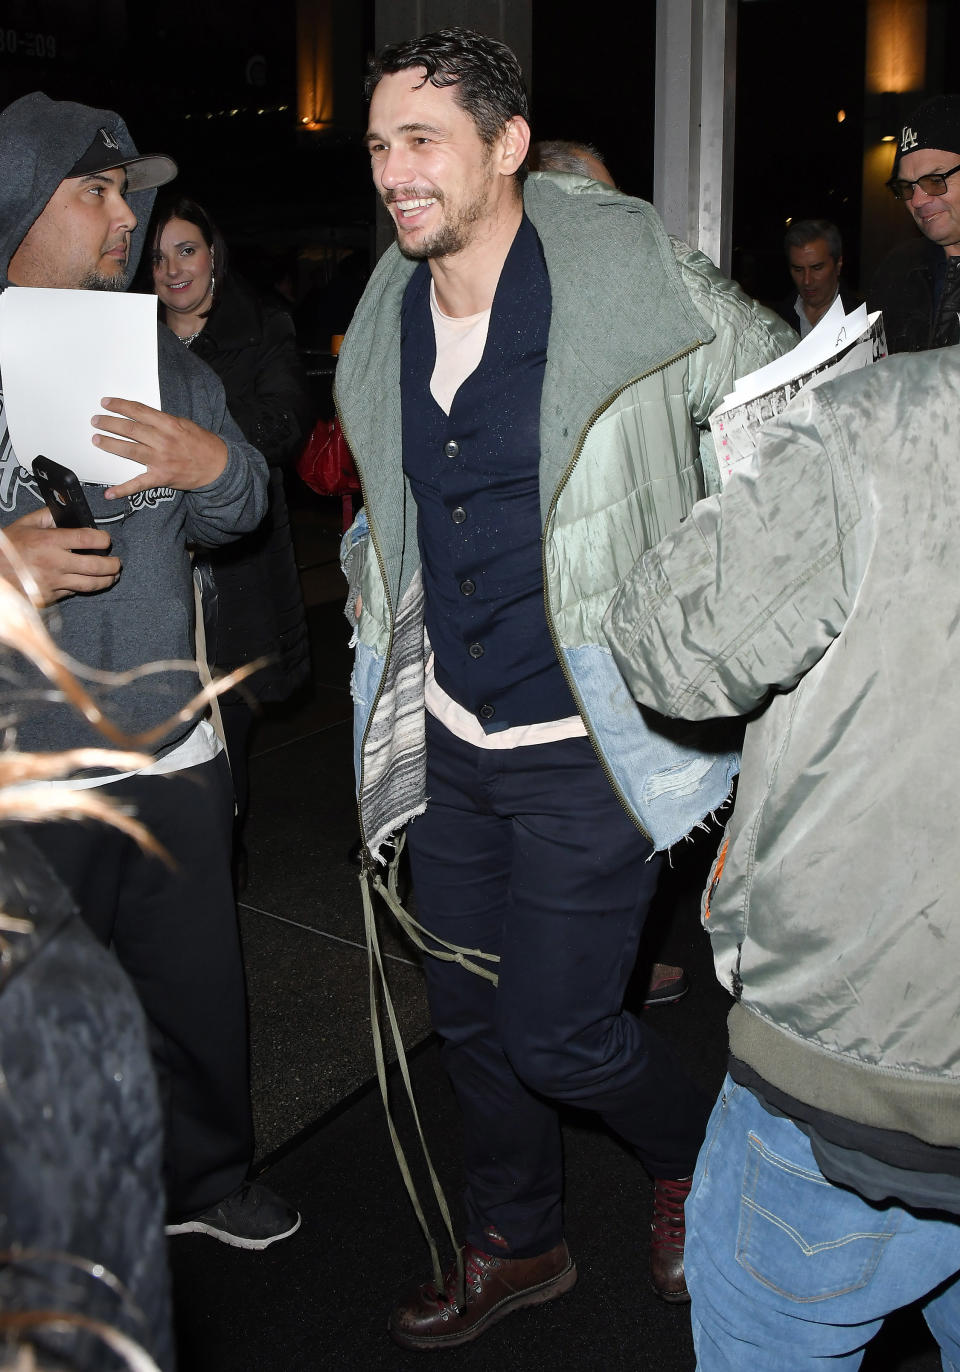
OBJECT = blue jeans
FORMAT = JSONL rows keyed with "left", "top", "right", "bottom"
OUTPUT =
{"left": 687, "top": 1076, "right": 960, "bottom": 1370}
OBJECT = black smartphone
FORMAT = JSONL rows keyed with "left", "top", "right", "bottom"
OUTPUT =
{"left": 31, "top": 455, "right": 107, "bottom": 554}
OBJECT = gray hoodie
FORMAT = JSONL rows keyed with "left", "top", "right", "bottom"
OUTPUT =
{"left": 0, "top": 92, "right": 268, "bottom": 755}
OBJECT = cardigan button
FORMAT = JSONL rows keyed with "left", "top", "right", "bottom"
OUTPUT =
{"left": 444, "top": 440, "right": 460, "bottom": 458}
{"left": 459, "top": 578, "right": 476, "bottom": 596}
{"left": 451, "top": 506, "right": 467, "bottom": 524}
{"left": 479, "top": 703, "right": 495, "bottom": 720}
{"left": 468, "top": 642, "right": 484, "bottom": 659}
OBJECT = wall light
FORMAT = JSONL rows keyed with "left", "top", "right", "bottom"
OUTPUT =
{"left": 297, "top": 0, "right": 334, "bottom": 131}
{"left": 866, "top": 0, "right": 925, "bottom": 94}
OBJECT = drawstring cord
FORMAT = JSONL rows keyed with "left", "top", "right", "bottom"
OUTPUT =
{"left": 360, "top": 834, "right": 500, "bottom": 1312}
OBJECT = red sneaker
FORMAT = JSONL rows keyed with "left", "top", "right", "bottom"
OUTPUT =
{"left": 644, "top": 962, "right": 690, "bottom": 1007}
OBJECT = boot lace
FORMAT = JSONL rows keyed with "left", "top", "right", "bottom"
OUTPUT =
{"left": 650, "top": 1176, "right": 691, "bottom": 1254}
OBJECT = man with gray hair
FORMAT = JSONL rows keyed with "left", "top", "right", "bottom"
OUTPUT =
{"left": 527, "top": 138, "right": 615, "bottom": 187}
{"left": 775, "top": 218, "right": 853, "bottom": 336}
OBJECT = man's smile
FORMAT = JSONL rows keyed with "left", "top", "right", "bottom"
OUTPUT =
{"left": 394, "top": 196, "right": 438, "bottom": 217}
{"left": 384, "top": 188, "right": 442, "bottom": 224}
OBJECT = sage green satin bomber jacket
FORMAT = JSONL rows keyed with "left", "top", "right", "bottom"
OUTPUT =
{"left": 605, "top": 346, "right": 960, "bottom": 1151}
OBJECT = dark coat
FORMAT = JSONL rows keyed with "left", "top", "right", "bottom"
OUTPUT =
{"left": 868, "top": 236, "right": 960, "bottom": 353}
{"left": 0, "top": 829, "right": 173, "bottom": 1370}
{"left": 191, "top": 278, "right": 315, "bottom": 703}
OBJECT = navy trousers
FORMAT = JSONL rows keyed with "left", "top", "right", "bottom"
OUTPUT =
{"left": 405, "top": 713, "right": 712, "bottom": 1258}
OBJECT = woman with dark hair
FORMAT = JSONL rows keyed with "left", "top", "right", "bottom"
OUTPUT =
{"left": 147, "top": 196, "right": 315, "bottom": 883}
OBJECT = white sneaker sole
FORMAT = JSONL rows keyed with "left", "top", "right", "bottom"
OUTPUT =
{"left": 165, "top": 1211, "right": 301, "bottom": 1250}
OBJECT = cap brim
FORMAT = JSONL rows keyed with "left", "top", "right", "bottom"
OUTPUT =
{"left": 122, "top": 153, "right": 178, "bottom": 192}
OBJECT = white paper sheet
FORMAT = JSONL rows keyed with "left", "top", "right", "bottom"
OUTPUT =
{"left": 0, "top": 287, "right": 161, "bottom": 484}
{"left": 709, "top": 311, "right": 887, "bottom": 486}
{"left": 722, "top": 298, "right": 871, "bottom": 408}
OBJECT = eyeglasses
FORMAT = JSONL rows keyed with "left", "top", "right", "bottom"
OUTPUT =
{"left": 887, "top": 162, "right": 960, "bottom": 201}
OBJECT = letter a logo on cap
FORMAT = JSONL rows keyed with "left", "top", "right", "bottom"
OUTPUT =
{"left": 98, "top": 127, "right": 121, "bottom": 151}
{"left": 900, "top": 124, "right": 919, "bottom": 153}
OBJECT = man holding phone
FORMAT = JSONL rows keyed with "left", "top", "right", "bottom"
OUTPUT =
{"left": 0, "top": 92, "right": 300, "bottom": 1249}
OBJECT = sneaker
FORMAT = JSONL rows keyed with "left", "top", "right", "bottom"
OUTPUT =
{"left": 644, "top": 962, "right": 690, "bottom": 1007}
{"left": 650, "top": 1175, "right": 692, "bottom": 1302}
{"left": 165, "top": 1181, "right": 301, "bottom": 1250}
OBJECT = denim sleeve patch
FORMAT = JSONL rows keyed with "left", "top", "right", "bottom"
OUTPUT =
{"left": 642, "top": 754, "right": 717, "bottom": 802}
{"left": 736, "top": 1132, "right": 898, "bottom": 1303}
{"left": 350, "top": 640, "right": 384, "bottom": 789}
{"left": 339, "top": 507, "right": 369, "bottom": 562}
{"left": 562, "top": 642, "right": 738, "bottom": 848}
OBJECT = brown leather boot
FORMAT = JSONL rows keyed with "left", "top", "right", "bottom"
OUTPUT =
{"left": 389, "top": 1228, "right": 577, "bottom": 1350}
{"left": 650, "top": 1175, "right": 692, "bottom": 1303}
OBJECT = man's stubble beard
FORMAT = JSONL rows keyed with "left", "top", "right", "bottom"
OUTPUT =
{"left": 395, "top": 157, "right": 497, "bottom": 262}
{"left": 81, "top": 267, "right": 129, "bottom": 292}
{"left": 398, "top": 208, "right": 465, "bottom": 261}
{"left": 81, "top": 242, "right": 131, "bottom": 292}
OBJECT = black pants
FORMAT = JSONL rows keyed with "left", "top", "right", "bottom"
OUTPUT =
{"left": 30, "top": 751, "right": 254, "bottom": 1218}
{"left": 218, "top": 696, "right": 255, "bottom": 832}
{"left": 405, "top": 714, "right": 712, "bottom": 1258}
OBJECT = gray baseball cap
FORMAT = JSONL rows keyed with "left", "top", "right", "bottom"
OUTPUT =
{"left": 67, "top": 124, "right": 176, "bottom": 192}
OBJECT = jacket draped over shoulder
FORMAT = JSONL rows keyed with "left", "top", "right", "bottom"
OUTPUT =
{"left": 336, "top": 175, "right": 794, "bottom": 859}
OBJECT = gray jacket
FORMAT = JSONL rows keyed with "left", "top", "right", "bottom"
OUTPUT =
{"left": 0, "top": 93, "right": 267, "bottom": 755}
{"left": 604, "top": 347, "right": 960, "bottom": 1149}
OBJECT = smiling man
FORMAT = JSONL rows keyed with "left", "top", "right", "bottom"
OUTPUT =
{"left": 336, "top": 28, "right": 794, "bottom": 1350}
{"left": 870, "top": 94, "right": 960, "bottom": 351}
{"left": 0, "top": 92, "right": 299, "bottom": 1252}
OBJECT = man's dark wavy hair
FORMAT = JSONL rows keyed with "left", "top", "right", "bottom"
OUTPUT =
{"left": 365, "top": 26, "right": 529, "bottom": 155}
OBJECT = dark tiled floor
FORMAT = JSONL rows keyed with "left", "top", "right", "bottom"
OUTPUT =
{"left": 241, "top": 494, "right": 430, "bottom": 1158}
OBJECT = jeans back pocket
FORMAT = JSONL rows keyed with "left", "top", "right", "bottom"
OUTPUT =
{"left": 736, "top": 1131, "right": 899, "bottom": 1303}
